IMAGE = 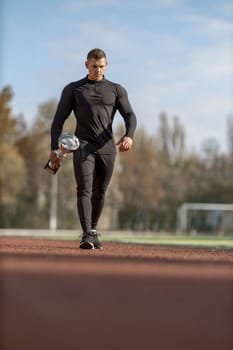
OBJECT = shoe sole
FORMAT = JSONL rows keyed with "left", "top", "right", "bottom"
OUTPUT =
{"left": 94, "top": 245, "right": 103, "bottom": 250}
{"left": 79, "top": 241, "right": 94, "bottom": 249}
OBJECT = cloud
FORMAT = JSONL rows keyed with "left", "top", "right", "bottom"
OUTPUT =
{"left": 182, "top": 13, "right": 233, "bottom": 36}
{"left": 62, "top": 0, "right": 184, "bottom": 12}
{"left": 34, "top": 3, "right": 233, "bottom": 152}
{"left": 3, "top": 0, "right": 232, "bottom": 152}
{"left": 125, "top": 30, "right": 232, "bottom": 151}
{"left": 215, "top": 1, "right": 233, "bottom": 16}
{"left": 60, "top": 0, "right": 115, "bottom": 13}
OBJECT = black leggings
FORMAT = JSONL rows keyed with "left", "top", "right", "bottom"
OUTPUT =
{"left": 73, "top": 150, "right": 116, "bottom": 232}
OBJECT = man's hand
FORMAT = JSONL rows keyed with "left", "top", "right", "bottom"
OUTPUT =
{"left": 50, "top": 150, "right": 60, "bottom": 168}
{"left": 116, "top": 136, "right": 133, "bottom": 152}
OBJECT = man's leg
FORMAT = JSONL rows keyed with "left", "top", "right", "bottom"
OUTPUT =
{"left": 91, "top": 153, "right": 116, "bottom": 230}
{"left": 73, "top": 150, "right": 95, "bottom": 233}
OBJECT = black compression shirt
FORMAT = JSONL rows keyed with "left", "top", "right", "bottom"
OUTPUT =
{"left": 51, "top": 76, "right": 137, "bottom": 154}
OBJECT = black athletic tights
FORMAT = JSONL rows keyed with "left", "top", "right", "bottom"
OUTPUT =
{"left": 73, "top": 149, "right": 116, "bottom": 233}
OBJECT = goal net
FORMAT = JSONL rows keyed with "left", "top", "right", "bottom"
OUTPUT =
{"left": 177, "top": 203, "right": 233, "bottom": 235}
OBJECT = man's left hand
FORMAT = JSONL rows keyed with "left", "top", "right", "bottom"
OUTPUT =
{"left": 116, "top": 136, "right": 133, "bottom": 152}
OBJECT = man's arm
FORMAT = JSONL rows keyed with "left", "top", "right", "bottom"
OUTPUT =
{"left": 51, "top": 84, "right": 74, "bottom": 150}
{"left": 115, "top": 84, "right": 137, "bottom": 152}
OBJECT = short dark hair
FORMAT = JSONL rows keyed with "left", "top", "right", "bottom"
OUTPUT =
{"left": 87, "top": 48, "right": 106, "bottom": 60}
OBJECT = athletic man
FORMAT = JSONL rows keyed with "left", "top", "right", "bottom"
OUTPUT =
{"left": 49, "top": 48, "right": 137, "bottom": 249}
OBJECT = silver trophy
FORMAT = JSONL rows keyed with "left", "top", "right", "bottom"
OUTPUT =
{"left": 44, "top": 132, "right": 80, "bottom": 174}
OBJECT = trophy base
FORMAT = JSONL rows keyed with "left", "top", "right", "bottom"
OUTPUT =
{"left": 44, "top": 160, "right": 60, "bottom": 175}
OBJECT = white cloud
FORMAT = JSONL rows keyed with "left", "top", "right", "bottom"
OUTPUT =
{"left": 60, "top": 0, "right": 115, "bottom": 12}
{"left": 62, "top": 0, "right": 184, "bottom": 12}
{"left": 130, "top": 77, "right": 231, "bottom": 152}
{"left": 215, "top": 1, "right": 233, "bottom": 15}
{"left": 4, "top": 0, "right": 232, "bottom": 152}
{"left": 182, "top": 13, "right": 233, "bottom": 36}
{"left": 125, "top": 33, "right": 233, "bottom": 152}
{"left": 37, "top": 9, "right": 233, "bottom": 152}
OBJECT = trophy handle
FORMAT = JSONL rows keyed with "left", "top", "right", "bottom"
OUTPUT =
{"left": 44, "top": 160, "right": 60, "bottom": 174}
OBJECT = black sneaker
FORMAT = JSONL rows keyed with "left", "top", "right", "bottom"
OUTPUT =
{"left": 91, "top": 230, "right": 103, "bottom": 250}
{"left": 79, "top": 231, "right": 95, "bottom": 249}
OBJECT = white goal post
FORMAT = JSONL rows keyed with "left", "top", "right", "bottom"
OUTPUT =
{"left": 177, "top": 203, "right": 233, "bottom": 234}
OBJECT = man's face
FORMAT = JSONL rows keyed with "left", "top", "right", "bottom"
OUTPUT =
{"left": 85, "top": 58, "right": 107, "bottom": 81}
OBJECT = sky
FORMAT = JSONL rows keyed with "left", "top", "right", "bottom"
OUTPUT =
{"left": 1, "top": 0, "right": 233, "bottom": 153}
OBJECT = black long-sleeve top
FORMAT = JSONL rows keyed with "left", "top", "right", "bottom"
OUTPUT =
{"left": 51, "top": 76, "right": 137, "bottom": 154}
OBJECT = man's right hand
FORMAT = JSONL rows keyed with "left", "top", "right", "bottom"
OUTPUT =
{"left": 50, "top": 150, "right": 60, "bottom": 168}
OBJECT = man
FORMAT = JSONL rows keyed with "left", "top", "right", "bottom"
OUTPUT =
{"left": 49, "top": 48, "right": 137, "bottom": 249}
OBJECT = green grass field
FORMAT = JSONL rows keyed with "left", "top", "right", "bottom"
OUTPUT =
{"left": 101, "top": 234, "right": 233, "bottom": 249}
{"left": 1, "top": 229, "right": 232, "bottom": 249}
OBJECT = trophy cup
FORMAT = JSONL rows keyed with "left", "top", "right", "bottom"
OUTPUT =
{"left": 44, "top": 132, "right": 80, "bottom": 174}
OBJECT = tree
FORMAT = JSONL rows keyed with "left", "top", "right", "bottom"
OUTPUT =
{"left": 157, "top": 112, "right": 185, "bottom": 166}
{"left": 201, "top": 138, "right": 219, "bottom": 169}
{"left": 117, "top": 127, "right": 161, "bottom": 230}
{"left": 227, "top": 115, "right": 233, "bottom": 158}
{"left": 0, "top": 86, "right": 27, "bottom": 227}
{"left": 154, "top": 113, "right": 187, "bottom": 229}
{"left": 29, "top": 100, "right": 77, "bottom": 229}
